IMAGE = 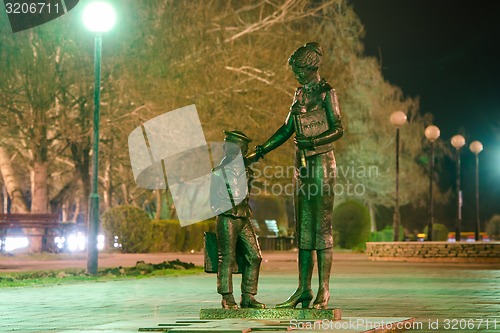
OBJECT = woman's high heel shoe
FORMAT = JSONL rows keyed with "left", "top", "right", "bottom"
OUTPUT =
{"left": 312, "top": 290, "right": 330, "bottom": 309}
{"left": 275, "top": 289, "right": 314, "bottom": 309}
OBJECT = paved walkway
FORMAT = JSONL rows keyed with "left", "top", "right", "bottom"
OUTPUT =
{"left": 0, "top": 251, "right": 499, "bottom": 332}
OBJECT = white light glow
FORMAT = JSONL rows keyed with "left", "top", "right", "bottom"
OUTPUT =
{"left": 82, "top": 2, "right": 116, "bottom": 32}
{"left": 113, "top": 235, "right": 122, "bottom": 248}
{"left": 54, "top": 236, "right": 65, "bottom": 249}
{"left": 97, "top": 234, "right": 105, "bottom": 250}
{"left": 67, "top": 232, "right": 86, "bottom": 252}
{"left": 3, "top": 237, "right": 29, "bottom": 252}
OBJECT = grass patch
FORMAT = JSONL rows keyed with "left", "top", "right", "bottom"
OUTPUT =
{"left": 0, "top": 259, "right": 203, "bottom": 288}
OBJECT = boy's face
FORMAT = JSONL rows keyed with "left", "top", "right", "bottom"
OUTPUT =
{"left": 224, "top": 139, "right": 249, "bottom": 157}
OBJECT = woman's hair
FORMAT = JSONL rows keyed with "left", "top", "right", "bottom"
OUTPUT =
{"left": 288, "top": 42, "right": 323, "bottom": 70}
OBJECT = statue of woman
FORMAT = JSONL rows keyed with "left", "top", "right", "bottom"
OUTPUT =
{"left": 247, "top": 42, "right": 343, "bottom": 309}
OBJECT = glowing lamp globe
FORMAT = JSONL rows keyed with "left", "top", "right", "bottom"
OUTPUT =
{"left": 469, "top": 141, "right": 483, "bottom": 155}
{"left": 390, "top": 111, "right": 407, "bottom": 128}
{"left": 83, "top": 2, "right": 116, "bottom": 32}
{"left": 425, "top": 125, "right": 440, "bottom": 142}
{"left": 451, "top": 134, "right": 466, "bottom": 150}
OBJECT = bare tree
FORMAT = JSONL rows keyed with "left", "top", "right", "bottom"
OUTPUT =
{"left": 0, "top": 0, "right": 449, "bottom": 240}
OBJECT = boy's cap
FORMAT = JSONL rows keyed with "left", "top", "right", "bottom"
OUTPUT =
{"left": 223, "top": 130, "right": 252, "bottom": 143}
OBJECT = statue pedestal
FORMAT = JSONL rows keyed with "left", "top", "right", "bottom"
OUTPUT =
{"left": 199, "top": 308, "right": 342, "bottom": 320}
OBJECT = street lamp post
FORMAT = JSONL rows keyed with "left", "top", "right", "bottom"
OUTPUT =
{"left": 390, "top": 111, "right": 407, "bottom": 241}
{"left": 451, "top": 134, "right": 465, "bottom": 242}
{"left": 424, "top": 125, "right": 440, "bottom": 241}
{"left": 469, "top": 141, "right": 483, "bottom": 241}
{"left": 83, "top": 2, "right": 116, "bottom": 275}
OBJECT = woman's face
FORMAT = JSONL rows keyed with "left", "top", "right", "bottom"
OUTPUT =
{"left": 291, "top": 64, "right": 317, "bottom": 85}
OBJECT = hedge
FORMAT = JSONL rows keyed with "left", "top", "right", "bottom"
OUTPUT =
{"left": 101, "top": 205, "right": 216, "bottom": 253}
{"left": 332, "top": 200, "right": 371, "bottom": 249}
{"left": 152, "top": 219, "right": 216, "bottom": 252}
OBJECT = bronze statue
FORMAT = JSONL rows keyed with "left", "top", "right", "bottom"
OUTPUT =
{"left": 210, "top": 130, "right": 266, "bottom": 310}
{"left": 247, "top": 42, "right": 343, "bottom": 309}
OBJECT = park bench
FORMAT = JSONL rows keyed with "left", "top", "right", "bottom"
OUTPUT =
{"left": 0, "top": 213, "right": 60, "bottom": 252}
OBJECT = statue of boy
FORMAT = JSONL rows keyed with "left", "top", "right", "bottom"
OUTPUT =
{"left": 210, "top": 130, "right": 265, "bottom": 310}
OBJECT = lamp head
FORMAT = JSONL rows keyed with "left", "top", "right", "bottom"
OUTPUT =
{"left": 469, "top": 140, "right": 483, "bottom": 155}
{"left": 390, "top": 111, "right": 407, "bottom": 128}
{"left": 451, "top": 134, "right": 466, "bottom": 150}
{"left": 83, "top": 2, "right": 116, "bottom": 32}
{"left": 424, "top": 125, "right": 440, "bottom": 142}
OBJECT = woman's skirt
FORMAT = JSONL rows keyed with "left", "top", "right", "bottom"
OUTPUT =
{"left": 293, "top": 149, "right": 336, "bottom": 250}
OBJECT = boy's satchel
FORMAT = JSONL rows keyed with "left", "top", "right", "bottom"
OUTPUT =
{"left": 204, "top": 232, "right": 243, "bottom": 274}
{"left": 295, "top": 109, "right": 334, "bottom": 157}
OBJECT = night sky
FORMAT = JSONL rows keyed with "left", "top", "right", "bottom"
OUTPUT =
{"left": 349, "top": 0, "right": 500, "bottom": 224}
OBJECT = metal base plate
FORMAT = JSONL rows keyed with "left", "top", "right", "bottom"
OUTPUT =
{"left": 199, "top": 308, "right": 342, "bottom": 320}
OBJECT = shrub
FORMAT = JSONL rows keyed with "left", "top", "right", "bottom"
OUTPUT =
{"left": 102, "top": 207, "right": 217, "bottom": 253}
{"left": 101, "top": 206, "right": 155, "bottom": 253}
{"left": 182, "top": 221, "right": 216, "bottom": 252}
{"left": 486, "top": 215, "right": 500, "bottom": 240}
{"left": 332, "top": 201, "right": 371, "bottom": 249}
{"left": 369, "top": 231, "right": 385, "bottom": 242}
{"left": 369, "top": 225, "right": 404, "bottom": 242}
{"left": 152, "top": 220, "right": 186, "bottom": 252}
{"left": 424, "top": 223, "right": 449, "bottom": 241}
{"left": 152, "top": 219, "right": 216, "bottom": 252}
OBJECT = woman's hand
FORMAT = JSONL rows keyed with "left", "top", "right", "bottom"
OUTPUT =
{"left": 294, "top": 135, "right": 314, "bottom": 150}
{"left": 291, "top": 100, "right": 305, "bottom": 114}
{"left": 245, "top": 145, "right": 264, "bottom": 164}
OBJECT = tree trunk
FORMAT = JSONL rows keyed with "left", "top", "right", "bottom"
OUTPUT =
{"left": 70, "top": 143, "right": 90, "bottom": 228}
{"left": 154, "top": 189, "right": 162, "bottom": 220}
{"left": 121, "top": 183, "right": 128, "bottom": 205}
{"left": 102, "top": 158, "right": 112, "bottom": 211}
{"left": 1, "top": 185, "right": 4, "bottom": 214}
{"left": 166, "top": 187, "right": 178, "bottom": 220}
{"left": 30, "top": 161, "right": 49, "bottom": 252}
{"left": 0, "top": 147, "right": 29, "bottom": 213}
{"left": 81, "top": 163, "right": 90, "bottom": 230}
{"left": 369, "top": 202, "right": 377, "bottom": 233}
{"left": 0, "top": 147, "right": 36, "bottom": 251}
{"left": 71, "top": 199, "right": 81, "bottom": 223}
{"left": 31, "top": 161, "right": 49, "bottom": 213}
{"left": 61, "top": 203, "right": 67, "bottom": 222}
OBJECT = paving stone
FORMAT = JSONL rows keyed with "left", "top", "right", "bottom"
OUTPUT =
{"left": 1, "top": 252, "right": 499, "bottom": 333}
